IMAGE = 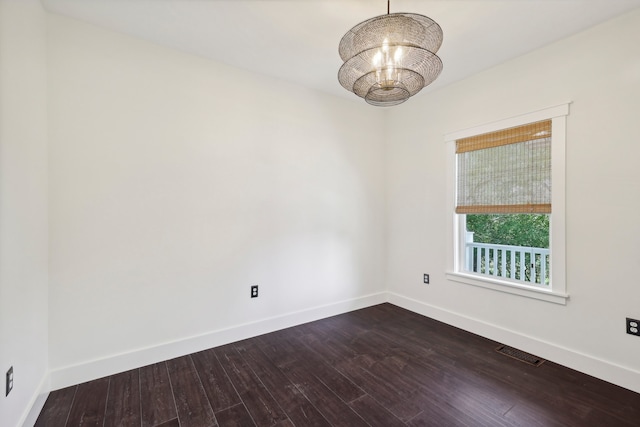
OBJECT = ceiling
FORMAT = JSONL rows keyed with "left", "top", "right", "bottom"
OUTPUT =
{"left": 40, "top": 0, "right": 640, "bottom": 101}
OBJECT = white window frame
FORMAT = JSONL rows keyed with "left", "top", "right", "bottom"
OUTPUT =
{"left": 445, "top": 104, "right": 569, "bottom": 305}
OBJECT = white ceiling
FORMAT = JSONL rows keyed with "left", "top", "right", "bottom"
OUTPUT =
{"left": 40, "top": 0, "right": 640, "bottom": 100}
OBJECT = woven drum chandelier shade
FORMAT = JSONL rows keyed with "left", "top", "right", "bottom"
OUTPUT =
{"left": 338, "top": 1, "right": 443, "bottom": 107}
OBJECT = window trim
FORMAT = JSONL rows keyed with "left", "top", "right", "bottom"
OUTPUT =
{"left": 445, "top": 104, "right": 569, "bottom": 305}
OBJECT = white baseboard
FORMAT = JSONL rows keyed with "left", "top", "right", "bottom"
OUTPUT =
{"left": 49, "top": 292, "right": 387, "bottom": 391}
{"left": 19, "top": 373, "right": 50, "bottom": 427}
{"left": 387, "top": 292, "right": 640, "bottom": 395}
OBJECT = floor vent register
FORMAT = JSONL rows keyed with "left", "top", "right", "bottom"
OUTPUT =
{"left": 496, "top": 345, "right": 546, "bottom": 367}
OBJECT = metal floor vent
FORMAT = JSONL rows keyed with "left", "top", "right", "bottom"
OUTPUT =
{"left": 496, "top": 345, "right": 545, "bottom": 367}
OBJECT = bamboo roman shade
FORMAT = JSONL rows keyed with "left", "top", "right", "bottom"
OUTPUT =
{"left": 456, "top": 120, "right": 552, "bottom": 214}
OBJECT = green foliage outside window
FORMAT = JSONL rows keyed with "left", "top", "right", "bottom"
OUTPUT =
{"left": 466, "top": 214, "right": 549, "bottom": 249}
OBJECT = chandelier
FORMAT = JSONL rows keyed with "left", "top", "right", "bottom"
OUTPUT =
{"left": 338, "top": 1, "right": 443, "bottom": 107}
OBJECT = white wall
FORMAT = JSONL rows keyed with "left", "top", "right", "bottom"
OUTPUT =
{"left": 0, "top": 0, "right": 49, "bottom": 425}
{"left": 47, "top": 14, "right": 387, "bottom": 387}
{"left": 386, "top": 9, "right": 640, "bottom": 392}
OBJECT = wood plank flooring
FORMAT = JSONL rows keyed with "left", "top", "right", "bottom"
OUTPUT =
{"left": 35, "top": 303, "right": 640, "bottom": 426}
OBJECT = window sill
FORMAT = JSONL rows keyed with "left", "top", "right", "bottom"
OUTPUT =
{"left": 446, "top": 272, "right": 569, "bottom": 305}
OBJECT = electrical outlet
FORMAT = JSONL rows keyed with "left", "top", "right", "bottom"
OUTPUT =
{"left": 6, "top": 366, "right": 13, "bottom": 396}
{"left": 423, "top": 274, "right": 429, "bottom": 284}
{"left": 251, "top": 285, "right": 258, "bottom": 298}
{"left": 627, "top": 318, "right": 640, "bottom": 336}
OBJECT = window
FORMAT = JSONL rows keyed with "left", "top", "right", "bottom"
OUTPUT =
{"left": 445, "top": 104, "right": 569, "bottom": 304}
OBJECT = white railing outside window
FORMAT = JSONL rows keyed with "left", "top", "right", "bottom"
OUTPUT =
{"left": 464, "top": 241, "right": 550, "bottom": 286}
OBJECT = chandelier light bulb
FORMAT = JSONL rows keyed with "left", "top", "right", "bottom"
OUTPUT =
{"left": 373, "top": 51, "right": 382, "bottom": 67}
{"left": 394, "top": 46, "right": 403, "bottom": 63}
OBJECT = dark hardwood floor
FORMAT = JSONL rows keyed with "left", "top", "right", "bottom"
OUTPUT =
{"left": 35, "top": 303, "right": 640, "bottom": 426}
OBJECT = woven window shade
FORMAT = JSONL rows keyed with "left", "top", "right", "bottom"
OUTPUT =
{"left": 456, "top": 120, "right": 551, "bottom": 214}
